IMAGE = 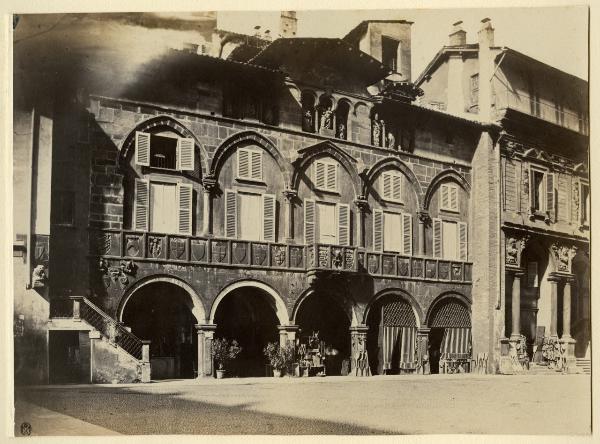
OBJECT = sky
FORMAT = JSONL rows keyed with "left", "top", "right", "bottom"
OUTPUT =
{"left": 216, "top": 7, "right": 589, "bottom": 80}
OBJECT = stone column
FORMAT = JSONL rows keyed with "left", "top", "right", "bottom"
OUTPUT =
{"left": 282, "top": 190, "right": 297, "bottom": 243}
{"left": 548, "top": 275, "right": 560, "bottom": 338}
{"left": 195, "top": 323, "right": 217, "bottom": 378}
{"left": 509, "top": 270, "right": 524, "bottom": 341}
{"left": 140, "top": 340, "right": 151, "bottom": 383}
{"left": 278, "top": 325, "right": 299, "bottom": 347}
{"left": 202, "top": 177, "right": 217, "bottom": 237}
{"left": 417, "top": 211, "right": 431, "bottom": 256}
{"left": 354, "top": 198, "right": 369, "bottom": 249}
{"left": 416, "top": 328, "right": 431, "bottom": 375}
{"left": 349, "top": 325, "right": 370, "bottom": 377}
{"left": 560, "top": 277, "right": 577, "bottom": 372}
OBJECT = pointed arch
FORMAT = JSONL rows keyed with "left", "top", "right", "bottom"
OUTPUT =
{"left": 209, "top": 130, "right": 292, "bottom": 188}
{"left": 291, "top": 140, "right": 361, "bottom": 198}
{"left": 362, "top": 156, "right": 423, "bottom": 207}
{"left": 119, "top": 114, "right": 209, "bottom": 177}
{"left": 423, "top": 169, "right": 471, "bottom": 210}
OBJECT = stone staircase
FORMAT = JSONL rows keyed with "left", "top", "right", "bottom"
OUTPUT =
{"left": 575, "top": 358, "right": 591, "bottom": 375}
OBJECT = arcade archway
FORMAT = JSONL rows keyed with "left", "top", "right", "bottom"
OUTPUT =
{"left": 122, "top": 282, "right": 198, "bottom": 379}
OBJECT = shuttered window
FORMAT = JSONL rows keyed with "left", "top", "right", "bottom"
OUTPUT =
{"left": 376, "top": 210, "right": 412, "bottom": 254}
{"left": 337, "top": 203, "right": 350, "bottom": 246}
{"left": 402, "top": 213, "right": 413, "bottom": 256}
{"left": 546, "top": 172, "right": 555, "bottom": 217}
{"left": 314, "top": 160, "right": 337, "bottom": 192}
{"left": 440, "top": 183, "right": 459, "bottom": 212}
{"left": 373, "top": 209, "right": 384, "bottom": 252}
{"left": 433, "top": 218, "right": 468, "bottom": 260}
{"left": 432, "top": 218, "right": 442, "bottom": 258}
{"left": 134, "top": 179, "right": 149, "bottom": 230}
{"left": 262, "top": 194, "right": 276, "bottom": 242}
{"left": 530, "top": 167, "right": 554, "bottom": 216}
{"left": 135, "top": 132, "right": 151, "bottom": 166}
{"left": 237, "top": 148, "right": 263, "bottom": 181}
{"left": 381, "top": 171, "right": 403, "bottom": 202}
{"left": 458, "top": 221, "right": 468, "bottom": 261}
{"left": 177, "top": 138, "right": 195, "bottom": 171}
{"left": 304, "top": 199, "right": 316, "bottom": 244}
{"left": 177, "top": 183, "right": 193, "bottom": 235}
{"left": 225, "top": 190, "right": 238, "bottom": 238}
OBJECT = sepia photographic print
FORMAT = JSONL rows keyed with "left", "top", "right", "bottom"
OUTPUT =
{"left": 4, "top": 2, "right": 593, "bottom": 440}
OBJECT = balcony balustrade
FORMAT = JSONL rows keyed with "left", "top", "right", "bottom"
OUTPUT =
{"left": 90, "top": 229, "right": 472, "bottom": 283}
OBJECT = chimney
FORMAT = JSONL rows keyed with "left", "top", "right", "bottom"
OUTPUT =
{"left": 279, "top": 11, "right": 297, "bottom": 38}
{"left": 449, "top": 20, "right": 466, "bottom": 46}
{"left": 478, "top": 17, "right": 494, "bottom": 48}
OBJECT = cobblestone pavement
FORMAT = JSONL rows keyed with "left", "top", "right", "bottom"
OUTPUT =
{"left": 13, "top": 374, "right": 591, "bottom": 436}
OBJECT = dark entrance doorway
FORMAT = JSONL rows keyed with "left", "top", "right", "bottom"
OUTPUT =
{"left": 428, "top": 297, "right": 472, "bottom": 374}
{"left": 122, "top": 282, "right": 198, "bottom": 379}
{"left": 48, "top": 331, "right": 91, "bottom": 384}
{"left": 295, "top": 293, "right": 351, "bottom": 376}
{"left": 214, "top": 287, "right": 279, "bottom": 377}
{"left": 366, "top": 294, "right": 418, "bottom": 375}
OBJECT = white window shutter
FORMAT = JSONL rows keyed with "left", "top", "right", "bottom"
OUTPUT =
{"left": 134, "top": 179, "right": 149, "bottom": 231}
{"left": 304, "top": 199, "right": 316, "bottom": 244}
{"left": 262, "top": 193, "right": 276, "bottom": 242}
{"left": 402, "top": 213, "right": 412, "bottom": 256}
{"left": 392, "top": 174, "right": 402, "bottom": 201}
{"left": 458, "top": 222, "right": 468, "bottom": 261}
{"left": 546, "top": 173, "right": 555, "bottom": 216}
{"left": 177, "top": 183, "right": 193, "bottom": 235}
{"left": 315, "top": 162, "right": 326, "bottom": 189}
{"left": 337, "top": 203, "right": 350, "bottom": 246}
{"left": 382, "top": 172, "right": 391, "bottom": 200}
{"left": 450, "top": 185, "right": 458, "bottom": 210}
{"left": 135, "top": 131, "right": 151, "bottom": 166}
{"left": 373, "top": 209, "right": 384, "bottom": 252}
{"left": 225, "top": 190, "right": 238, "bottom": 238}
{"left": 237, "top": 149, "right": 250, "bottom": 179}
{"left": 177, "top": 138, "right": 195, "bottom": 171}
{"left": 440, "top": 184, "right": 449, "bottom": 210}
{"left": 251, "top": 150, "right": 263, "bottom": 180}
{"left": 433, "top": 217, "right": 442, "bottom": 258}
{"left": 326, "top": 163, "right": 337, "bottom": 191}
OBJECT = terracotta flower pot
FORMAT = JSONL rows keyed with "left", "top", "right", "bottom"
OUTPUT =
{"left": 273, "top": 369, "right": 282, "bottom": 377}
{"left": 216, "top": 369, "right": 226, "bottom": 379}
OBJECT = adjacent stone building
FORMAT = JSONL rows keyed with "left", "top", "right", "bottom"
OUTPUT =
{"left": 12, "top": 12, "right": 588, "bottom": 384}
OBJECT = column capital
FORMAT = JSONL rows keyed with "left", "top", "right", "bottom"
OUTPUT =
{"left": 195, "top": 323, "right": 217, "bottom": 332}
{"left": 202, "top": 176, "right": 217, "bottom": 193}
{"left": 282, "top": 189, "right": 298, "bottom": 201}
{"left": 547, "top": 272, "right": 566, "bottom": 283}
{"left": 417, "top": 327, "right": 431, "bottom": 334}
{"left": 506, "top": 266, "right": 525, "bottom": 277}
{"left": 277, "top": 324, "right": 299, "bottom": 332}
{"left": 349, "top": 324, "right": 369, "bottom": 333}
{"left": 354, "top": 198, "right": 369, "bottom": 213}
{"left": 417, "top": 211, "right": 431, "bottom": 224}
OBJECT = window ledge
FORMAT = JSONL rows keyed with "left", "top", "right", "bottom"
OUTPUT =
{"left": 440, "top": 207, "right": 460, "bottom": 214}
{"left": 382, "top": 198, "right": 404, "bottom": 206}
{"left": 235, "top": 177, "right": 267, "bottom": 186}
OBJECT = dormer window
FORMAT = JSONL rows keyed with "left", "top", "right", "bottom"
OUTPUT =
{"left": 135, "top": 131, "right": 195, "bottom": 171}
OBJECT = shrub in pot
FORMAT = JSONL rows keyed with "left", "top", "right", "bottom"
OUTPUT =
{"left": 211, "top": 338, "right": 242, "bottom": 379}
{"left": 264, "top": 342, "right": 295, "bottom": 377}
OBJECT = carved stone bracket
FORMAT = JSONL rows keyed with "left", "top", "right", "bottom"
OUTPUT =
{"left": 202, "top": 176, "right": 217, "bottom": 194}
{"left": 550, "top": 242, "right": 577, "bottom": 273}
{"left": 354, "top": 197, "right": 369, "bottom": 213}
{"left": 417, "top": 211, "right": 431, "bottom": 226}
{"left": 282, "top": 189, "right": 298, "bottom": 202}
{"left": 504, "top": 232, "right": 529, "bottom": 267}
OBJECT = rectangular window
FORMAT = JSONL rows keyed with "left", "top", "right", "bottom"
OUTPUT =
{"left": 150, "top": 182, "right": 178, "bottom": 233}
{"left": 314, "top": 160, "right": 337, "bottom": 192}
{"left": 381, "top": 172, "right": 403, "bottom": 203}
{"left": 581, "top": 182, "right": 590, "bottom": 225}
{"left": 237, "top": 148, "right": 263, "bottom": 181}
{"left": 55, "top": 191, "right": 75, "bottom": 225}
{"left": 440, "top": 183, "right": 459, "bottom": 212}
{"left": 383, "top": 212, "right": 402, "bottom": 253}
{"left": 238, "top": 193, "right": 262, "bottom": 241}
{"left": 442, "top": 221, "right": 458, "bottom": 260}
{"left": 225, "top": 190, "right": 276, "bottom": 241}
{"left": 382, "top": 36, "right": 399, "bottom": 72}
{"left": 317, "top": 202, "right": 336, "bottom": 244}
{"left": 433, "top": 218, "right": 468, "bottom": 260}
{"left": 530, "top": 167, "right": 554, "bottom": 216}
{"left": 531, "top": 170, "right": 544, "bottom": 212}
{"left": 373, "top": 210, "right": 412, "bottom": 254}
{"left": 470, "top": 74, "right": 479, "bottom": 106}
{"left": 134, "top": 131, "right": 194, "bottom": 171}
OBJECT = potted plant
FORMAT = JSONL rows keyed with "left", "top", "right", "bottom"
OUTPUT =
{"left": 211, "top": 338, "right": 242, "bottom": 379}
{"left": 264, "top": 342, "right": 295, "bottom": 377}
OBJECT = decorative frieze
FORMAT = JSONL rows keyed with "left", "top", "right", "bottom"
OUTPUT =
{"left": 501, "top": 139, "right": 588, "bottom": 175}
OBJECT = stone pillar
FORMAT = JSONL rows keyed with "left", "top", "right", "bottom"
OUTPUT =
{"left": 140, "top": 340, "right": 151, "bottom": 383}
{"left": 560, "top": 277, "right": 577, "bottom": 373}
{"left": 195, "top": 324, "right": 217, "bottom": 378}
{"left": 509, "top": 271, "right": 524, "bottom": 341}
{"left": 278, "top": 325, "right": 299, "bottom": 347}
{"left": 417, "top": 211, "right": 431, "bottom": 256}
{"left": 354, "top": 198, "right": 369, "bottom": 249}
{"left": 202, "top": 177, "right": 217, "bottom": 237}
{"left": 282, "top": 190, "right": 297, "bottom": 243}
{"left": 349, "top": 325, "right": 370, "bottom": 377}
{"left": 416, "top": 328, "right": 431, "bottom": 375}
{"left": 548, "top": 275, "right": 560, "bottom": 338}
{"left": 72, "top": 296, "right": 82, "bottom": 321}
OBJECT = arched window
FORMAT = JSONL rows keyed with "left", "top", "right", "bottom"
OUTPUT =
{"left": 301, "top": 91, "right": 316, "bottom": 133}
{"left": 335, "top": 100, "right": 350, "bottom": 140}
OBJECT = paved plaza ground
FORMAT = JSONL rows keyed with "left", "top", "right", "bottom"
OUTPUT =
{"left": 12, "top": 373, "right": 591, "bottom": 436}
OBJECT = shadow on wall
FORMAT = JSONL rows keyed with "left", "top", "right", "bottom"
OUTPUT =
{"left": 15, "top": 386, "right": 396, "bottom": 435}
